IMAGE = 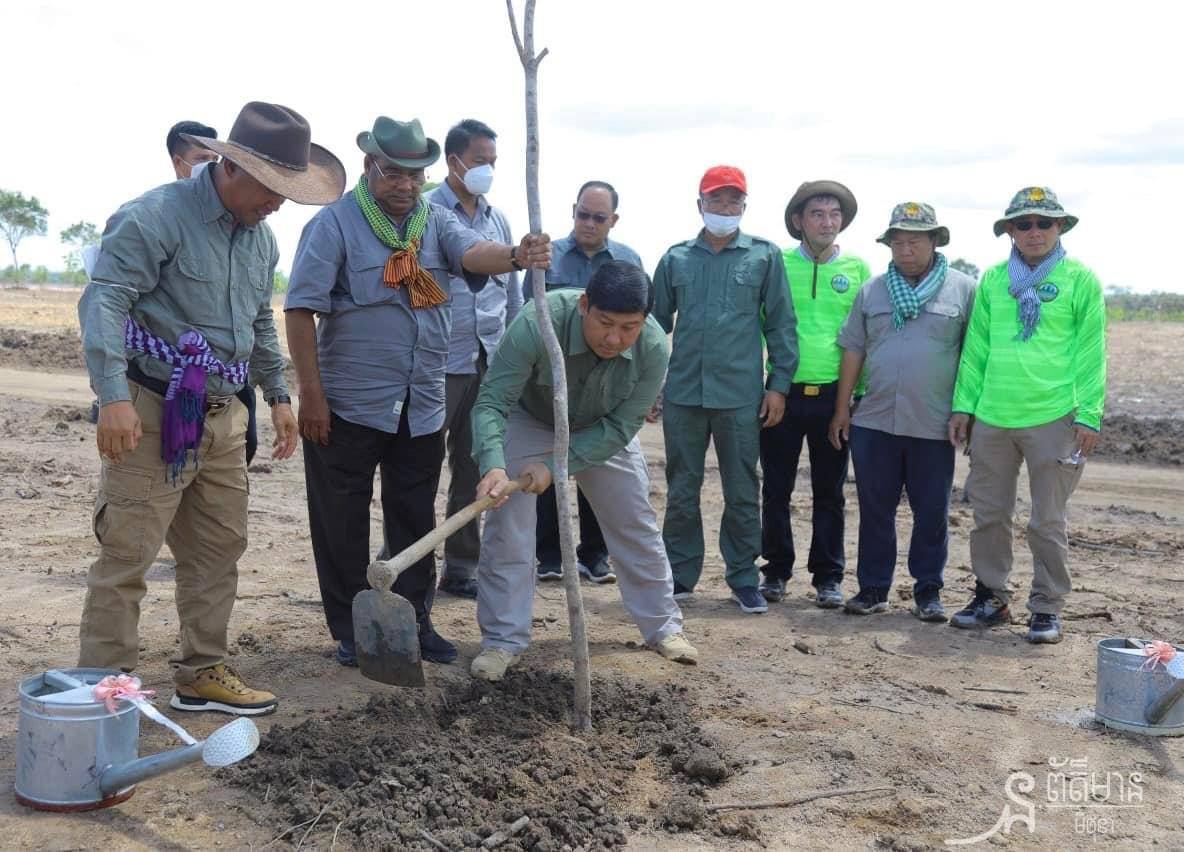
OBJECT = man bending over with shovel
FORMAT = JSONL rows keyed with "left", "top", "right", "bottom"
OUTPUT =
{"left": 469, "top": 260, "right": 697, "bottom": 681}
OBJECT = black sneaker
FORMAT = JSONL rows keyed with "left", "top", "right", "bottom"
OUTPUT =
{"left": 578, "top": 556, "right": 617, "bottom": 584}
{"left": 844, "top": 589, "right": 889, "bottom": 615}
{"left": 439, "top": 576, "right": 479, "bottom": 599}
{"left": 672, "top": 581, "right": 695, "bottom": 601}
{"left": 949, "top": 583, "right": 1011, "bottom": 629}
{"left": 912, "top": 596, "right": 948, "bottom": 623}
{"left": 1027, "top": 613, "right": 1063, "bottom": 644}
{"left": 537, "top": 562, "right": 563, "bottom": 581}
{"left": 730, "top": 586, "right": 768, "bottom": 614}
{"left": 336, "top": 639, "right": 358, "bottom": 667}
{"left": 814, "top": 579, "right": 844, "bottom": 609}
{"left": 759, "top": 577, "right": 787, "bottom": 603}
{"left": 419, "top": 621, "right": 458, "bottom": 664}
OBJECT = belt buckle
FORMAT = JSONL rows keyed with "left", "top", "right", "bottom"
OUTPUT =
{"left": 206, "top": 396, "right": 232, "bottom": 414}
{"left": 803, "top": 385, "right": 821, "bottom": 397}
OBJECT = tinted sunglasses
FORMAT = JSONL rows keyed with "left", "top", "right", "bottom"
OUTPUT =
{"left": 575, "top": 210, "right": 611, "bottom": 224}
{"left": 1014, "top": 219, "right": 1056, "bottom": 232}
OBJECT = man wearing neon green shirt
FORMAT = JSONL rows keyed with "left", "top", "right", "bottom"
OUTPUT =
{"left": 759, "top": 181, "right": 869, "bottom": 608}
{"left": 948, "top": 187, "right": 1106, "bottom": 644}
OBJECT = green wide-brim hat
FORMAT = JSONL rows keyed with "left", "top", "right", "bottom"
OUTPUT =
{"left": 993, "top": 186, "right": 1078, "bottom": 236}
{"left": 876, "top": 201, "right": 949, "bottom": 247}
{"left": 784, "top": 180, "right": 857, "bottom": 239}
{"left": 356, "top": 116, "right": 441, "bottom": 169}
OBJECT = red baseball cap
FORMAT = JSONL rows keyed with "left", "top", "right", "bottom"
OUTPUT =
{"left": 699, "top": 165, "right": 747, "bottom": 195}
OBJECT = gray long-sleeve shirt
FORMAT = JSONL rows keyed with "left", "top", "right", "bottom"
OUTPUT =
{"left": 78, "top": 167, "right": 288, "bottom": 405}
{"left": 426, "top": 181, "right": 522, "bottom": 375}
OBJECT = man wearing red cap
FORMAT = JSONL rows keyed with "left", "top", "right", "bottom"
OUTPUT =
{"left": 652, "top": 166, "right": 798, "bottom": 614}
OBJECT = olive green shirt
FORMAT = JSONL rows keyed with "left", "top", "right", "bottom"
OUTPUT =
{"left": 472, "top": 290, "right": 669, "bottom": 475}
{"left": 652, "top": 230, "right": 798, "bottom": 409}
{"left": 78, "top": 167, "right": 288, "bottom": 405}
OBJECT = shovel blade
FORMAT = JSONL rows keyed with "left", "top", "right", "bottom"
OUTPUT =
{"left": 352, "top": 589, "right": 425, "bottom": 688}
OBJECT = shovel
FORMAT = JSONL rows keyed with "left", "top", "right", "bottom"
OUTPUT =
{"left": 353, "top": 473, "right": 534, "bottom": 686}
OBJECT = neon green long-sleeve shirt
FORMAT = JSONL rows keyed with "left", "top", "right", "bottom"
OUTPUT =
{"left": 783, "top": 249, "right": 870, "bottom": 383}
{"left": 952, "top": 256, "right": 1106, "bottom": 430}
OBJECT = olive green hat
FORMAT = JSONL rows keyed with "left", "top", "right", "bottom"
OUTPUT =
{"left": 876, "top": 201, "right": 949, "bottom": 247}
{"left": 356, "top": 116, "right": 441, "bottom": 169}
{"left": 993, "top": 186, "right": 1078, "bottom": 236}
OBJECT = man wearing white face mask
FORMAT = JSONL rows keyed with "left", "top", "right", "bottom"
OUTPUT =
{"left": 378, "top": 118, "right": 523, "bottom": 599}
{"left": 653, "top": 166, "right": 798, "bottom": 614}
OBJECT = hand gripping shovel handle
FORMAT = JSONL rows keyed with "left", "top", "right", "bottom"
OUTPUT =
{"left": 366, "top": 473, "right": 533, "bottom": 591}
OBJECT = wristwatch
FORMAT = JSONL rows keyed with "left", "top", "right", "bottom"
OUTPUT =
{"left": 268, "top": 394, "right": 292, "bottom": 407}
{"left": 509, "top": 245, "right": 524, "bottom": 271}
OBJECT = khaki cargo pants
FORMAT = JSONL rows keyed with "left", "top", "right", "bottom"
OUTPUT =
{"left": 966, "top": 412, "right": 1084, "bottom": 615}
{"left": 78, "top": 381, "right": 249, "bottom": 684}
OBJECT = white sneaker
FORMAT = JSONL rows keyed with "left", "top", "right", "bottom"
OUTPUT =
{"left": 470, "top": 648, "right": 520, "bottom": 682}
{"left": 653, "top": 632, "right": 699, "bottom": 665}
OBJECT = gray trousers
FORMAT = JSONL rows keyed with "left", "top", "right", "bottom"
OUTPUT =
{"left": 476, "top": 411, "right": 684, "bottom": 653}
{"left": 966, "top": 412, "right": 1084, "bottom": 615}
{"left": 377, "top": 361, "right": 485, "bottom": 580}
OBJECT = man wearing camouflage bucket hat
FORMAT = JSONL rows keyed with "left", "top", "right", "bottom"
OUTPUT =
{"left": 828, "top": 202, "right": 976, "bottom": 621}
{"left": 948, "top": 187, "right": 1106, "bottom": 644}
{"left": 758, "top": 180, "right": 870, "bottom": 609}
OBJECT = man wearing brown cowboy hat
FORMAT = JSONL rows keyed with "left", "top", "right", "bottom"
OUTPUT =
{"left": 78, "top": 101, "right": 345, "bottom": 715}
{"left": 829, "top": 203, "right": 976, "bottom": 622}
{"left": 948, "top": 187, "right": 1106, "bottom": 644}
{"left": 284, "top": 116, "right": 551, "bottom": 669}
{"left": 759, "top": 180, "right": 870, "bottom": 609}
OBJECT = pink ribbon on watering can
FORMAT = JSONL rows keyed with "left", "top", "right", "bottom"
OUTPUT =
{"left": 93, "top": 674, "right": 156, "bottom": 713}
{"left": 1140, "top": 640, "right": 1184, "bottom": 677}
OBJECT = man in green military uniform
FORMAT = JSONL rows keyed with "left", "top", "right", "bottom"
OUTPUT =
{"left": 759, "top": 181, "right": 870, "bottom": 608}
{"left": 948, "top": 187, "right": 1106, "bottom": 644}
{"left": 653, "top": 165, "right": 798, "bottom": 614}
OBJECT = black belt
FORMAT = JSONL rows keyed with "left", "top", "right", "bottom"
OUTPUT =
{"left": 127, "top": 363, "right": 235, "bottom": 414}
{"left": 789, "top": 381, "right": 838, "bottom": 400}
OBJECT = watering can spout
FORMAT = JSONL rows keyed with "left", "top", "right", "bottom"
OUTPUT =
{"left": 99, "top": 716, "right": 261, "bottom": 796}
{"left": 99, "top": 743, "right": 204, "bottom": 795}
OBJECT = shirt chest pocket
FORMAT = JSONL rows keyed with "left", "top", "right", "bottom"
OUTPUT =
{"left": 346, "top": 244, "right": 399, "bottom": 306}
{"left": 727, "top": 262, "right": 766, "bottom": 314}
{"left": 175, "top": 250, "right": 226, "bottom": 322}
{"left": 920, "top": 303, "right": 963, "bottom": 345}
{"left": 867, "top": 308, "right": 896, "bottom": 342}
{"left": 419, "top": 250, "right": 453, "bottom": 305}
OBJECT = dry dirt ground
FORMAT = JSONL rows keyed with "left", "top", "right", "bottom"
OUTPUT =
{"left": 0, "top": 288, "right": 1181, "bottom": 850}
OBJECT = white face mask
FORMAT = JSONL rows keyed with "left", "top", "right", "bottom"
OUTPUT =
{"left": 702, "top": 211, "right": 742, "bottom": 237}
{"left": 455, "top": 158, "right": 494, "bottom": 195}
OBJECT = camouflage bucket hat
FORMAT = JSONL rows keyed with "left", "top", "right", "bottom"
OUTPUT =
{"left": 992, "top": 186, "right": 1078, "bottom": 236}
{"left": 876, "top": 201, "right": 949, "bottom": 247}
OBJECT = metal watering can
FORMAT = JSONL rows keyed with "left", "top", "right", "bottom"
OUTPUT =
{"left": 15, "top": 668, "right": 260, "bottom": 811}
{"left": 1095, "top": 638, "right": 1184, "bottom": 737}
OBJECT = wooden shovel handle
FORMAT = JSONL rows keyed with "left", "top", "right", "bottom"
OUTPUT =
{"left": 366, "top": 473, "right": 533, "bottom": 590}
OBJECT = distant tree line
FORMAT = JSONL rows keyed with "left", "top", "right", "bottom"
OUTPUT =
{"left": 1104, "top": 289, "right": 1184, "bottom": 322}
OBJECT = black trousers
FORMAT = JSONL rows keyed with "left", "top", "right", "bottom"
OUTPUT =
{"left": 535, "top": 484, "right": 607, "bottom": 567}
{"left": 758, "top": 386, "right": 848, "bottom": 584}
{"left": 303, "top": 410, "right": 445, "bottom": 641}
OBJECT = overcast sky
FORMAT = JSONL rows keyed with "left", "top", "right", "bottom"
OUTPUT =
{"left": 6, "top": 0, "right": 1183, "bottom": 291}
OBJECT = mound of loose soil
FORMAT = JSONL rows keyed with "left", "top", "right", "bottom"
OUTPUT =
{"left": 226, "top": 669, "right": 736, "bottom": 850}
{"left": 0, "top": 328, "right": 85, "bottom": 371}
{"left": 1096, "top": 414, "right": 1184, "bottom": 466}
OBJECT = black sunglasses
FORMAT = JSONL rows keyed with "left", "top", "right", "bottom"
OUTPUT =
{"left": 1014, "top": 219, "right": 1056, "bottom": 232}
{"left": 575, "top": 210, "right": 610, "bottom": 224}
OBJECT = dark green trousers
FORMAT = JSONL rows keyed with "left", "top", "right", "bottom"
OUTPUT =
{"left": 661, "top": 402, "right": 761, "bottom": 591}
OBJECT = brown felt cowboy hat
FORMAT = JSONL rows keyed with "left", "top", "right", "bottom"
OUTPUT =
{"left": 183, "top": 101, "right": 346, "bottom": 205}
{"left": 784, "top": 180, "right": 858, "bottom": 239}
{"left": 357, "top": 117, "right": 441, "bottom": 169}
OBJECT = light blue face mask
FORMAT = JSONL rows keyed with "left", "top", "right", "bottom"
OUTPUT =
{"left": 702, "top": 211, "right": 742, "bottom": 237}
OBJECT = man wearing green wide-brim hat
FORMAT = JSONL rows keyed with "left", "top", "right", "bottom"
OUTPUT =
{"left": 284, "top": 115, "right": 552, "bottom": 670}
{"left": 948, "top": 186, "right": 1106, "bottom": 646}
{"left": 756, "top": 180, "right": 870, "bottom": 611}
{"left": 830, "top": 201, "right": 975, "bottom": 623}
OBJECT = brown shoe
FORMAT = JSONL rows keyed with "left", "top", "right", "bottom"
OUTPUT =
{"left": 169, "top": 664, "right": 278, "bottom": 716}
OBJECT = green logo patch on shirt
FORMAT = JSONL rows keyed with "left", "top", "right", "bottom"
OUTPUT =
{"left": 1037, "top": 282, "right": 1060, "bottom": 303}
{"left": 831, "top": 274, "right": 850, "bottom": 293}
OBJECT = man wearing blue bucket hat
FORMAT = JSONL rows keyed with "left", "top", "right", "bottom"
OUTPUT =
{"left": 948, "top": 187, "right": 1106, "bottom": 644}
